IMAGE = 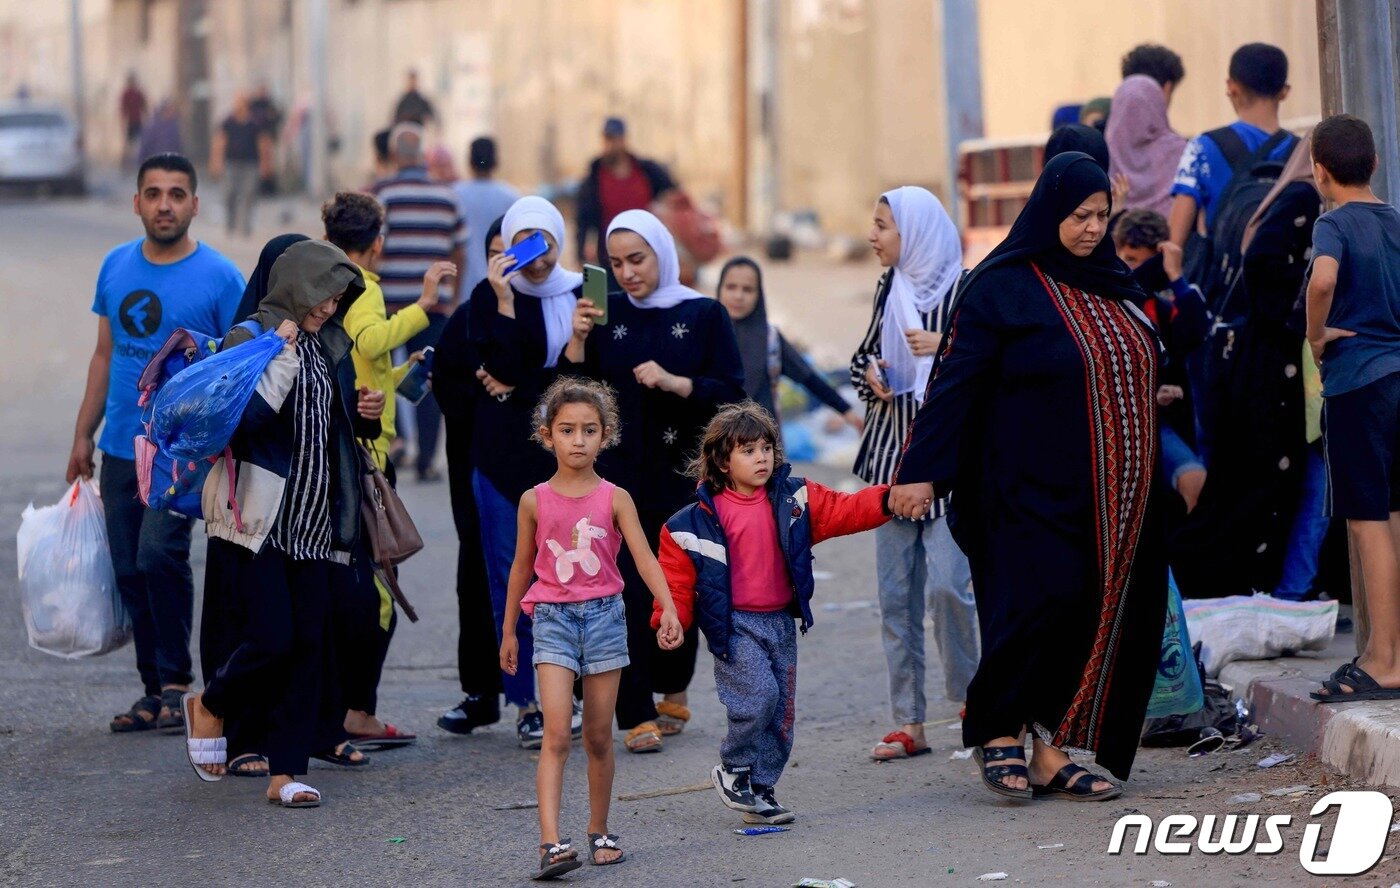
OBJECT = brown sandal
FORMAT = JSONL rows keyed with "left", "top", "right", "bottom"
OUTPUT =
{"left": 655, "top": 701, "right": 691, "bottom": 736}
{"left": 625, "top": 721, "right": 663, "bottom": 754}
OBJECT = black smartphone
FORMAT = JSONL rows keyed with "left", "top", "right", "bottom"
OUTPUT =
{"left": 397, "top": 346, "right": 435, "bottom": 405}
{"left": 584, "top": 263, "right": 608, "bottom": 325}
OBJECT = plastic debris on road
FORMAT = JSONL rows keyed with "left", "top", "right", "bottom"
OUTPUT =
{"left": 1037, "top": 843, "right": 1064, "bottom": 849}
{"left": 1267, "top": 785, "right": 1311, "bottom": 796}
{"left": 735, "top": 826, "right": 790, "bottom": 836}
{"left": 1228, "top": 792, "right": 1263, "bottom": 804}
{"left": 950, "top": 749, "right": 973, "bottom": 760}
{"left": 977, "top": 873, "right": 1008, "bottom": 882}
{"left": 793, "top": 879, "right": 856, "bottom": 888}
{"left": 1150, "top": 881, "right": 1171, "bottom": 887}
{"left": 1257, "top": 753, "right": 1294, "bottom": 768}
{"left": 386, "top": 837, "right": 405, "bottom": 844}
{"left": 492, "top": 800, "right": 538, "bottom": 810}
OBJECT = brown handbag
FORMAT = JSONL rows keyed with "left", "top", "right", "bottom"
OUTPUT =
{"left": 357, "top": 443, "right": 423, "bottom": 622}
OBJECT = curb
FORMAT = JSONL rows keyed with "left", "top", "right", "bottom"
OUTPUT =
{"left": 1221, "top": 655, "right": 1400, "bottom": 788}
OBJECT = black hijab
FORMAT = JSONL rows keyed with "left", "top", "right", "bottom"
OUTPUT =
{"left": 717, "top": 256, "right": 770, "bottom": 400}
{"left": 236, "top": 233, "right": 310, "bottom": 321}
{"left": 963, "top": 151, "right": 1142, "bottom": 303}
{"left": 1046, "top": 124, "right": 1110, "bottom": 172}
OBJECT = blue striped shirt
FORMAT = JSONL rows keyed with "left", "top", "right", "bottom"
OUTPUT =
{"left": 371, "top": 167, "right": 467, "bottom": 308}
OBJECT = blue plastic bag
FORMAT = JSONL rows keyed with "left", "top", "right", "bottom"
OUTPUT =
{"left": 150, "top": 329, "right": 285, "bottom": 461}
{"left": 1146, "top": 571, "right": 1205, "bottom": 718}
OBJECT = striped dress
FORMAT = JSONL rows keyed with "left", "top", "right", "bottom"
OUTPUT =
{"left": 848, "top": 270, "right": 953, "bottom": 517}
{"left": 267, "top": 332, "right": 334, "bottom": 561}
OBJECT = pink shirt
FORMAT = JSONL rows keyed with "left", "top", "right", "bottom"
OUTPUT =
{"left": 714, "top": 487, "right": 792, "bottom": 613}
{"left": 522, "top": 479, "right": 624, "bottom": 616}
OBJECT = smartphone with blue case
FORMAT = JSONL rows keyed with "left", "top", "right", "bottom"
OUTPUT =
{"left": 502, "top": 231, "right": 549, "bottom": 271}
{"left": 397, "top": 346, "right": 435, "bottom": 405}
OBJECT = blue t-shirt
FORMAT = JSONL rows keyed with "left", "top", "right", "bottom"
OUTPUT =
{"left": 453, "top": 178, "right": 520, "bottom": 293}
{"left": 92, "top": 239, "right": 245, "bottom": 458}
{"left": 1313, "top": 202, "right": 1400, "bottom": 396}
{"left": 1170, "top": 121, "right": 1295, "bottom": 228}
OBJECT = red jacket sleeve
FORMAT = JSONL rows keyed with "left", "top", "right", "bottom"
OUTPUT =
{"left": 809, "top": 481, "right": 891, "bottom": 545}
{"left": 652, "top": 526, "right": 696, "bottom": 631}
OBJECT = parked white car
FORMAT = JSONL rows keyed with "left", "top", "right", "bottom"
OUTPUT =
{"left": 0, "top": 102, "right": 84, "bottom": 193}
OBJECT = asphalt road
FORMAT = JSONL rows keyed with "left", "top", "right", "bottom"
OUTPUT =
{"left": 0, "top": 190, "right": 1391, "bottom": 887}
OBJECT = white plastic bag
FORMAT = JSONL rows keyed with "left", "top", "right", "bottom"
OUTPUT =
{"left": 1182, "top": 594, "right": 1337, "bottom": 677}
{"left": 18, "top": 479, "right": 131, "bottom": 658}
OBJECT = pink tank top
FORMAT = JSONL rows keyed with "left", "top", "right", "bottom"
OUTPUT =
{"left": 521, "top": 479, "right": 625, "bottom": 616}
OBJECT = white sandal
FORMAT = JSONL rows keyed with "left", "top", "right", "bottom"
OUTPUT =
{"left": 270, "top": 781, "right": 322, "bottom": 808}
{"left": 181, "top": 692, "right": 226, "bottom": 783}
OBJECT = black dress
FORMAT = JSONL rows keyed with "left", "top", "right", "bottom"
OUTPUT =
{"left": 562, "top": 294, "right": 743, "bottom": 726}
{"left": 895, "top": 262, "right": 1167, "bottom": 780}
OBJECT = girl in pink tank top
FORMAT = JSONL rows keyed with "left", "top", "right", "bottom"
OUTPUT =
{"left": 500, "top": 378, "right": 682, "bottom": 878}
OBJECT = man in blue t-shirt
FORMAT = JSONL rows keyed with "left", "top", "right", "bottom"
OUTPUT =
{"left": 66, "top": 153, "right": 245, "bottom": 734}
{"left": 1168, "top": 43, "right": 1294, "bottom": 245}
{"left": 1306, "top": 116, "right": 1400, "bottom": 701}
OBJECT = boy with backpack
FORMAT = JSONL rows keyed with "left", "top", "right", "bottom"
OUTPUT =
{"left": 1168, "top": 42, "right": 1296, "bottom": 263}
{"left": 1307, "top": 115, "right": 1400, "bottom": 702}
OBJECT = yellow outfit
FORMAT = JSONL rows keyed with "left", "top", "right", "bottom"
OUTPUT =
{"left": 342, "top": 266, "right": 429, "bottom": 629}
{"left": 343, "top": 267, "right": 430, "bottom": 471}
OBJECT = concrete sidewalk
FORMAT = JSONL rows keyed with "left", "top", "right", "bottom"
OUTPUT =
{"left": 1218, "top": 618, "right": 1400, "bottom": 788}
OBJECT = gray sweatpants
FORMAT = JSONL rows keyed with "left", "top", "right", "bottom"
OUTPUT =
{"left": 876, "top": 514, "right": 979, "bottom": 723}
{"left": 714, "top": 610, "right": 797, "bottom": 788}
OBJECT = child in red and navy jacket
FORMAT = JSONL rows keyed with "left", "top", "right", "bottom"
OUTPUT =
{"left": 651, "top": 402, "right": 893, "bottom": 825}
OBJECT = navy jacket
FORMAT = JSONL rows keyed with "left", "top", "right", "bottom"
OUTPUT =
{"left": 653, "top": 463, "right": 889, "bottom": 660}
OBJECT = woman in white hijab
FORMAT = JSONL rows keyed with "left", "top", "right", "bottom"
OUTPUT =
{"left": 847, "top": 187, "right": 981, "bottom": 762}
{"left": 468, "top": 196, "right": 587, "bottom": 745}
{"left": 563, "top": 209, "right": 744, "bottom": 754}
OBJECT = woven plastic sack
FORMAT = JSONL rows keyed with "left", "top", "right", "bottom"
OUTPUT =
{"left": 1183, "top": 594, "right": 1338, "bottom": 676}
{"left": 150, "top": 329, "right": 284, "bottom": 460}
{"left": 18, "top": 479, "right": 131, "bottom": 658}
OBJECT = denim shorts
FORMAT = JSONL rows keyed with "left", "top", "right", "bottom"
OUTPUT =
{"left": 531, "top": 594, "right": 630, "bottom": 677}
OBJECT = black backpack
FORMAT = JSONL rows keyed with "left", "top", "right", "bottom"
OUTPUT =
{"left": 1182, "top": 127, "right": 1296, "bottom": 303}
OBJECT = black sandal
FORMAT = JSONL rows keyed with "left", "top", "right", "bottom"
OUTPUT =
{"left": 587, "top": 833, "right": 627, "bottom": 866}
{"left": 156, "top": 688, "right": 186, "bottom": 734}
{"left": 110, "top": 695, "right": 160, "bottom": 733}
{"left": 1031, "top": 763, "right": 1122, "bottom": 802}
{"left": 532, "top": 839, "right": 581, "bottom": 880}
{"left": 1311, "top": 662, "right": 1400, "bottom": 703}
{"left": 314, "top": 742, "right": 370, "bottom": 768}
{"left": 972, "top": 744, "right": 1032, "bottom": 801}
{"left": 227, "top": 753, "right": 269, "bottom": 777}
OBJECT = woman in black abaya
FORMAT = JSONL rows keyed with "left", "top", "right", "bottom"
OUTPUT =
{"left": 889, "top": 152, "right": 1167, "bottom": 801}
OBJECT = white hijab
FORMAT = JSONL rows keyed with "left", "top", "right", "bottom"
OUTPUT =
{"left": 502, "top": 196, "right": 583, "bottom": 367}
{"left": 879, "top": 187, "right": 963, "bottom": 402}
{"left": 606, "top": 209, "right": 708, "bottom": 310}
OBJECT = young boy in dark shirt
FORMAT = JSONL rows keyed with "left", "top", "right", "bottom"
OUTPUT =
{"left": 1306, "top": 114, "right": 1400, "bottom": 701}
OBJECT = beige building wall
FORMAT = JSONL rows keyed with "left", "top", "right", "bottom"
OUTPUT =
{"left": 777, "top": 0, "right": 951, "bottom": 236}
{"left": 976, "top": 0, "right": 1322, "bottom": 138}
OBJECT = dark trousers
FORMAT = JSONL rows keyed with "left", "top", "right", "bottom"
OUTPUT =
{"left": 407, "top": 312, "right": 447, "bottom": 474}
{"left": 334, "top": 544, "right": 397, "bottom": 715}
{"left": 100, "top": 455, "right": 195, "bottom": 696}
{"left": 201, "top": 538, "right": 332, "bottom": 777}
{"left": 458, "top": 539, "right": 502, "bottom": 700}
{"left": 614, "top": 508, "right": 701, "bottom": 729}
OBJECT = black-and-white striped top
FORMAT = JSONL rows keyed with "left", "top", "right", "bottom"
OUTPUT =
{"left": 849, "top": 271, "right": 955, "bottom": 518}
{"left": 268, "top": 332, "right": 334, "bottom": 560}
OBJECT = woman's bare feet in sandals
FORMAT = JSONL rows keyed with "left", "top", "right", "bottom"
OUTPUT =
{"left": 1029, "top": 739, "right": 1112, "bottom": 793}
{"left": 187, "top": 693, "right": 226, "bottom": 778}
{"left": 344, "top": 709, "right": 386, "bottom": 737}
{"left": 871, "top": 722, "right": 931, "bottom": 760}
{"left": 983, "top": 735, "right": 1028, "bottom": 792}
{"left": 267, "top": 774, "right": 319, "bottom": 805}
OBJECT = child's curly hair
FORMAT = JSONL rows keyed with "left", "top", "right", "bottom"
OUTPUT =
{"left": 531, "top": 376, "right": 622, "bottom": 450}
{"left": 688, "top": 402, "right": 783, "bottom": 493}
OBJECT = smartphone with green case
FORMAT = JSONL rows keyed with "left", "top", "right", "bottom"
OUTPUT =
{"left": 583, "top": 263, "right": 608, "bottom": 325}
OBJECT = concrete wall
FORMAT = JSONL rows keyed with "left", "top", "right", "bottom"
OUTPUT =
{"left": 0, "top": 0, "right": 1324, "bottom": 240}
{"left": 977, "top": 0, "right": 1322, "bottom": 138}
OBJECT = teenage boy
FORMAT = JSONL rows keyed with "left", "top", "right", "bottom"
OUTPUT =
{"left": 1168, "top": 43, "right": 1295, "bottom": 248}
{"left": 68, "top": 153, "right": 245, "bottom": 733}
{"left": 1306, "top": 115, "right": 1400, "bottom": 700}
